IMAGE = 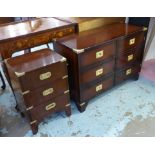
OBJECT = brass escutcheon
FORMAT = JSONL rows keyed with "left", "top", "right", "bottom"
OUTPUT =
{"left": 45, "top": 102, "right": 56, "bottom": 111}
{"left": 42, "top": 88, "right": 53, "bottom": 96}
{"left": 128, "top": 54, "right": 134, "bottom": 61}
{"left": 96, "top": 84, "right": 103, "bottom": 92}
{"left": 129, "top": 38, "right": 135, "bottom": 45}
{"left": 96, "top": 50, "right": 104, "bottom": 59}
{"left": 40, "top": 72, "right": 51, "bottom": 80}
{"left": 126, "top": 68, "right": 132, "bottom": 75}
{"left": 96, "top": 68, "right": 103, "bottom": 76}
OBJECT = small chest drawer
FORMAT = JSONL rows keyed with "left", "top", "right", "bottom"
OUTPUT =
{"left": 116, "top": 47, "right": 142, "bottom": 69}
{"left": 19, "top": 61, "right": 67, "bottom": 91}
{"left": 29, "top": 94, "right": 70, "bottom": 122}
{"left": 80, "top": 59, "right": 115, "bottom": 85}
{"left": 117, "top": 32, "right": 144, "bottom": 52}
{"left": 80, "top": 42, "right": 115, "bottom": 67}
{"left": 23, "top": 77, "right": 69, "bottom": 108}
{"left": 81, "top": 75, "right": 114, "bottom": 101}
{"left": 115, "top": 65, "right": 140, "bottom": 84}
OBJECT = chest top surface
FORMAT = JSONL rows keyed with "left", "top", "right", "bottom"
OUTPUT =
{"left": 0, "top": 17, "right": 75, "bottom": 42}
{"left": 57, "top": 23, "right": 144, "bottom": 50}
{"left": 6, "top": 49, "right": 64, "bottom": 73}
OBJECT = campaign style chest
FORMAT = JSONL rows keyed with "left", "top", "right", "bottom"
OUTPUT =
{"left": 5, "top": 49, "right": 71, "bottom": 134}
{"left": 54, "top": 23, "right": 147, "bottom": 112}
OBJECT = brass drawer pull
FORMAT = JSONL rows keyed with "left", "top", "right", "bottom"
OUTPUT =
{"left": 96, "top": 50, "right": 104, "bottom": 59}
{"left": 40, "top": 72, "right": 51, "bottom": 80}
{"left": 127, "top": 54, "right": 134, "bottom": 61}
{"left": 96, "top": 68, "right": 103, "bottom": 76}
{"left": 45, "top": 102, "right": 56, "bottom": 111}
{"left": 42, "top": 88, "right": 53, "bottom": 96}
{"left": 126, "top": 68, "right": 132, "bottom": 75}
{"left": 96, "top": 84, "right": 103, "bottom": 92}
{"left": 129, "top": 38, "right": 135, "bottom": 45}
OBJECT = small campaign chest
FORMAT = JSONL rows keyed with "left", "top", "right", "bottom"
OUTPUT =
{"left": 5, "top": 48, "right": 71, "bottom": 134}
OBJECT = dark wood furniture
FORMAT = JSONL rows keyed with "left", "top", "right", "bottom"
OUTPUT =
{"left": 54, "top": 23, "right": 148, "bottom": 112}
{"left": 0, "top": 17, "right": 75, "bottom": 60}
{"left": 5, "top": 49, "right": 71, "bottom": 134}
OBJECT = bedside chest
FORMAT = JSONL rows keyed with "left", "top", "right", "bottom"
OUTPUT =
{"left": 53, "top": 23, "right": 147, "bottom": 112}
{"left": 5, "top": 49, "right": 71, "bottom": 134}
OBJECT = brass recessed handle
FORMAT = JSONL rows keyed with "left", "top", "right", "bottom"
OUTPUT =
{"left": 96, "top": 84, "right": 103, "bottom": 92}
{"left": 129, "top": 38, "right": 135, "bottom": 45}
{"left": 96, "top": 50, "right": 104, "bottom": 59}
{"left": 45, "top": 103, "right": 56, "bottom": 111}
{"left": 96, "top": 68, "right": 103, "bottom": 76}
{"left": 40, "top": 72, "right": 51, "bottom": 80}
{"left": 126, "top": 68, "right": 132, "bottom": 75}
{"left": 42, "top": 88, "right": 53, "bottom": 96}
{"left": 127, "top": 54, "right": 134, "bottom": 61}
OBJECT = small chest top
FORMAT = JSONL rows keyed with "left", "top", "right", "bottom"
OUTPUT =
{"left": 6, "top": 48, "right": 66, "bottom": 74}
{"left": 57, "top": 23, "right": 144, "bottom": 50}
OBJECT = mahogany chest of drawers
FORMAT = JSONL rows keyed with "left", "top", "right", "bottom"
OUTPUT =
{"left": 53, "top": 23, "right": 147, "bottom": 112}
{"left": 5, "top": 49, "right": 71, "bottom": 134}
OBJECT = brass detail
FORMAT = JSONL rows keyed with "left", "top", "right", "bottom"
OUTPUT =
{"left": 129, "top": 38, "right": 135, "bottom": 45}
{"left": 15, "top": 72, "right": 25, "bottom": 77}
{"left": 96, "top": 68, "right": 103, "bottom": 76}
{"left": 62, "top": 75, "right": 68, "bottom": 79}
{"left": 64, "top": 90, "right": 69, "bottom": 94}
{"left": 143, "top": 27, "right": 148, "bottom": 31}
{"left": 30, "top": 120, "right": 37, "bottom": 125}
{"left": 69, "top": 28, "right": 73, "bottom": 32}
{"left": 96, "top": 84, "right": 102, "bottom": 92}
{"left": 72, "top": 48, "right": 85, "bottom": 54}
{"left": 61, "top": 57, "right": 66, "bottom": 62}
{"left": 26, "top": 106, "right": 33, "bottom": 111}
{"left": 80, "top": 102, "right": 85, "bottom": 106}
{"left": 96, "top": 50, "right": 104, "bottom": 59}
{"left": 40, "top": 72, "right": 51, "bottom": 80}
{"left": 126, "top": 68, "right": 132, "bottom": 75}
{"left": 22, "top": 90, "right": 30, "bottom": 95}
{"left": 65, "top": 104, "right": 71, "bottom": 107}
{"left": 57, "top": 31, "right": 63, "bottom": 37}
{"left": 45, "top": 102, "right": 56, "bottom": 111}
{"left": 43, "top": 88, "right": 54, "bottom": 96}
{"left": 127, "top": 54, "right": 134, "bottom": 61}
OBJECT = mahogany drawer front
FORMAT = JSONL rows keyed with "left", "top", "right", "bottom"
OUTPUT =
{"left": 29, "top": 94, "right": 70, "bottom": 122}
{"left": 115, "top": 65, "right": 140, "bottom": 84}
{"left": 80, "top": 59, "right": 115, "bottom": 85}
{"left": 116, "top": 47, "right": 142, "bottom": 69}
{"left": 19, "top": 61, "right": 67, "bottom": 91}
{"left": 117, "top": 32, "right": 144, "bottom": 52}
{"left": 81, "top": 76, "right": 114, "bottom": 101}
{"left": 23, "top": 78, "right": 69, "bottom": 108}
{"left": 80, "top": 42, "right": 115, "bottom": 67}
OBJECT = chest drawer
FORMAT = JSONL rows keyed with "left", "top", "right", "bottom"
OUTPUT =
{"left": 81, "top": 75, "right": 114, "bottom": 102}
{"left": 80, "top": 42, "right": 115, "bottom": 67}
{"left": 117, "top": 32, "right": 144, "bottom": 52}
{"left": 23, "top": 78, "right": 69, "bottom": 108}
{"left": 116, "top": 47, "right": 142, "bottom": 69}
{"left": 115, "top": 65, "right": 140, "bottom": 84}
{"left": 19, "top": 61, "right": 67, "bottom": 91}
{"left": 80, "top": 59, "right": 115, "bottom": 85}
{"left": 29, "top": 94, "right": 70, "bottom": 122}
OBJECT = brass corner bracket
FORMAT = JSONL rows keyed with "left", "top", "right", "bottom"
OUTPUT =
{"left": 15, "top": 71, "right": 25, "bottom": 77}
{"left": 72, "top": 48, "right": 85, "bottom": 54}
